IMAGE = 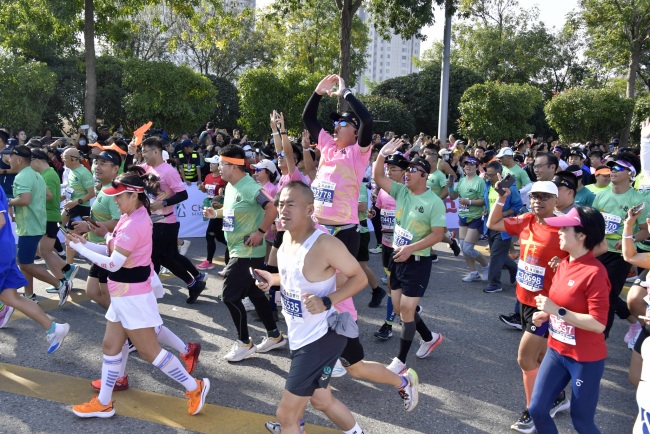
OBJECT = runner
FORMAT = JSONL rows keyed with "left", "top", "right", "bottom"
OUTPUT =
{"left": 197, "top": 155, "right": 228, "bottom": 271}
{"left": 373, "top": 139, "right": 446, "bottom": 373}
{"left": 67, "top": 173, "right": 209, "bottom": 418}
{"left": 585, "top": 166, "right": 612, "bottom": 194}
{"left": 255, "top": 181, "right": 417, "bottom": 434}
{"left": 356, "top": 179, "right": 386, "bottom": 307}
{"left": 528, "top": 207, "right": 610, "bottom": 433}
{"left": 487, "top": 181, "right": 571, "bottom": 433}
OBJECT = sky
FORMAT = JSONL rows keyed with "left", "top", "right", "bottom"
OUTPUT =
{"left": 256, "top": 0, "right": 580, "bottom": 58}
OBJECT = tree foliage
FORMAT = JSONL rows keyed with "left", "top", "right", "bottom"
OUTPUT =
{"left": 631, "top": 95, "right": 650, "bottom": 143}
{"left": 206, "top": 75, "right": 240, "bottom": 132}
{"left": 358, "top": 96, "right": 415, "bottom": 136}
{"left": 544, "top": 88, "right": 635, "bottom": 143}
{"left": 458, "top": 81, "right": 542, "bottom": 142}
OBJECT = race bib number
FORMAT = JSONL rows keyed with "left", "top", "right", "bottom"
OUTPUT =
{"left": 312, "top": 181, "right": 336, "bottom": 207}
{"left": 65, "top": 186, "right": 74, "bottom": 201}
{"left": 205, "top": 184, "right": 216, "bottom": 198}
{"left": 393, "top": 225, "right": 413, "bottom": 248}
{"left": 281, "top": 287, "right": 304, "bottom": 322}
{"left": 602, "top": 213, "right": 621, "bottom": 235}
{"left": 516, "top": 259, "right": 545, "bottom": 292}
{"left": 549, "top": 314, "right": 576, "bottom": 345}
{"left": 380, "top": 209, "right": 396, "bottom": 231}
{"left": 223, "top": 209, "right": 234, "bottom": 232}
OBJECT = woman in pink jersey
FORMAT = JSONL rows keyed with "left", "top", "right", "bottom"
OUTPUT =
{"left": 66, "top": 173, "right": 209, "bottom": 419}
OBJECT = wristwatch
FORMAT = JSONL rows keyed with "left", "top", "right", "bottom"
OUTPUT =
{"left": 557, "top": 307, "right": 567, "bottom": 319}
{"left": 321, "top": 296, "right": 332, "bottom": 310}
{"left": 77, "top": 199, "right": 83, "bottom": 205}
{"left": 162, "top": 200, "right": 168, "bottom": 207}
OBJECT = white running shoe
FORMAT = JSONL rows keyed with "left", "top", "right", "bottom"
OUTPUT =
{"left": 416, "top": 333, "right": 443, "bottom": 358}
{"left": 256, "top": 335, "right": 287, "bottom": 353}
{"left": 58, "top": 279, "right": 72, "bottom": 307}
{"left": 179, "top": 240, "right": 191, "bottom": 256}
{"left": 331, "top": 359, "right": 347, "bottom": 378}
{"left": 223, "top": 339, "right": 256, "bottom": 362}
{"left": 387, "top": 357, "right": 407, "bottom": 375}
{"left": 47, "top": 323, "right": 70, "bottom": 354}
{"left": 462, "top": 271, "right": 481, "bottom": 282}
{"left": 399, "top": 368, "right": 419, "bottom": 412}
{"left": 242, "top": 297, "right": 255, "bottom": 311}
{"left": 480, "top": 264, "right": 489, "bottom": 281}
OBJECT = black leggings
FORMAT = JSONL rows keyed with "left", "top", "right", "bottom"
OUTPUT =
{"left": 598, "top": 251, "right": 632, "bottom": 339}
{"left": 206, "top": 218, "right": 228, "bottom": 264}
{"left": 224, "top": 291, "right": 277, "bottom": 342}
{"left": 371, "top": 205, "right": 382, "bottom": 245}
{"left": 152, "top": 222, "right": 200, "bottom": 284}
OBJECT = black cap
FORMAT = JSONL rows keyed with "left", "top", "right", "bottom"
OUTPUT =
{"left": 408, "top": 157, "right": 431, "bottom": 174}
{"left": 385, "top": 153, "right": 409, "bottom": 170}
{"left": 552, "top": 174, "right": 577, "bottom": 191}
{"left": 568, "top": 149, "right": 585, "bottom": 159}
{"left": 31, "top": 149, "right": 49, "bottom": 161}
{"left": 329, "top": 111, "right": 360, "bottom": 130}
{"left": 259, "top": 145, "right": 274, "bottom": 159}
{"left": 0, "top": 145, "right": 31, "bottom": 159}
{"left": 181, "top": 139, "right": 195, "bottom": 148}
{"left": 89, "top": 150, "right": 122, "bottom": 166}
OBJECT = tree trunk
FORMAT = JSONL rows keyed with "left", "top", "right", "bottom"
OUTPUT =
{"left": 84, "top": 0, "right": 97, "bottom": 129}
{"left": 621, "top": 49, "right": 640, "bottom": 146}
{"left": 338, "top": 0, "right": 353, "bottom": 111}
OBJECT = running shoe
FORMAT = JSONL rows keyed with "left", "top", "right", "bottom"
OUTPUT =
{"left": 224, "top": 339, "right": 256, "bottom": 362}
{"left": 628, "top": 327, "right": 642, "bottom": 350}
{"left": 179, "top": 239, "right": 192, "bottom": 256}
{"left": 368, "top": 287, "right": 387, "bottom": 308}
{"left": 399, "top": 368, "right": 419, "bottom": 412}
{"left": 480, "top": 263, "right": 489, "bottom": 281}
{"left": 510, "top": 409, "right": 535, "bottom": 433}
{"left": 499, "top": 313, "right": 523, "bottom": 330}
{"left": 64, "top": 264, "right": 79, "bottom": 282}
{"left": 331, "top": 359, "right": 347, "bottom": 378}
{"left": 21, "top": 293, "right": 38, "bottom": 303}
{"left": 462, "top": 271, "right": 481, "bottom": 282}
{"left": 265, "top": 419, "right": 305, "bottom": 434}
{"left": 0, "top": 305, "right": 15, "bottom": 329}
{"left": 186, "top": 280, "right": 206, "bottom": 304}
{"left": 242, "top": 297, "right": 255, "bottom": 311}
{"left": 58, "top": 279, "right": 72, "bottom": 307}
{"left": 72, "top": 396, "right": 115, "bottom": 418}
{"left": 197, "top": 260, "right": 215, "bottom": 271}
{"left": 387, "top": 357, "right": 407, "bottom": 375}
{"left": 416, "top": 333, "right": 443, "bottom": 358}
{"left": 380, "top": 275, "right": 388, "bottom": 284}
{"left": 91, "top": 375, "right": 129, "bottom": 392}
{"left": 186, "top": 378, "right": 210, "bottom": 415}
{"left": 181, "top": 342, "right": 202, "bottom": 374}
{"left": 256, "top": 335, "right": 287, "bottom": 353}
{"left": 431, "top": 254, "right": 439, "bottom": 263}
{"left": 624, "top": 322, "right": 642, "bottom": 344}
{"left": 47, "top": 323, "right": 70, "bottom": 354}
{"left": 127, "top": 338, "right": 137, "bottom": 353}
{"left": 199, "top": 272, "right": 208, "bottom": 281}
{"left": 549, "top": 390, "right": 570, "bottom": 418}
{"left": 450, "top": 238, "right": 461, "bottom": 256}
{"left": 217, "top": 269, "right": 226, "bottom": 278}
{"left": 368, "top": 246, "right": 382, "bottom": 254}
{"left": 483, "top": 285, "right": 503, "bottom": 293}
{"left": 374, "top": 323, "right": 393, "bottom": 340}
{"left": 45, "top": 285, "right": 59, "bottom": 294}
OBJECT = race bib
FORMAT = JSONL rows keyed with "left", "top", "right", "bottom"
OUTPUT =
{"left": 516, "top": 259, "right": 545, "bottom": 292}
{"left": 281, "top": 287, "right": 304, "bottom": 322}
{"left": 312, "top": 181, "right": 336, "bottom": 207}
{"left": 459, "top": 202, "right": 469, "bottom": 212}
{"left": 380, "top": 209, "right": 396, "bottom": 231}
{"left": 602, "top": 213, "right": 621, "bottom": 235}
{"left": 223, "top": 209, "right": 235, "bottom": 232}
{"left": 205, "top": 184, "right": 216, "bottom": 198}
{"left": 549, "top": 314, "right": 576, "bottom": 345}
{"left": 65, "top": 186, "right": 74, "bottom": 201}
{"left": 393, "top": 225, "right": 413, "bottom": 248}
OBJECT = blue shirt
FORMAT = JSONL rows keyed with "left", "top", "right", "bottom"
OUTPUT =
{"left": 483, "top": 180, "right": 523, "bottom": 240}
{"left": 0, "top": 158, "right": 14, "bottom": 198}
{"left": 0, "top": 188, "right": 16, "bottom": 263}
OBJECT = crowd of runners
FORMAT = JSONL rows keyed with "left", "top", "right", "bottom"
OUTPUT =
{"left": 0, "top": 73, "right": 649, "bottom": 433}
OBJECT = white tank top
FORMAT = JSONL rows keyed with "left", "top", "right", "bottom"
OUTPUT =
{"left": 277, "top": 229, "right": 336, "bottom": 350}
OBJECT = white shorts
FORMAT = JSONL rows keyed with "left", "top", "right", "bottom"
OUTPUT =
{"left": 106, "top": 291, "right": 163, "bottom": 330}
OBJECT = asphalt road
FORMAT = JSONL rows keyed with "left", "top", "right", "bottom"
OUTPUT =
{"left": 0, "top": 237, "right": 639, "bottom": 433}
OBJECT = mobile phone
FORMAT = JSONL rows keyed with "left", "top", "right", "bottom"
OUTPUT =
{"left": 244, "top": 235, "right": 250, "bottom": 244}
{"left": 249, "top": 267, "right": 268, "bottom": 284}
{"left": 82, "top": 216, "right": 98, "bottom": 226}
{"left": 630, "top": 202, "right": 645, "bottom": 216}
{"left": 496, "top": 174, "right": 516, "bottom": 196}
{"left": 58, "top": 223, "right": 69, "bottom": 234}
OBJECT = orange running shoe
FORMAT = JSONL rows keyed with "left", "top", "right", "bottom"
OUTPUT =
{"left": 72, "top": 396, "right": 115, "bottom": 418}
{"left": 180, "top": 342, "right": 202, "bottom": 375}
{"left": 91, "top": 375, "right": 129, "bottom": 392}
{"left": 186, "top": 378, "right": 210, "bottom": 415}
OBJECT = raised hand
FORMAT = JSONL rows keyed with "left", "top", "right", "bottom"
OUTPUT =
{"left": 315, "top": 74, "right": 338, "bottom": 96}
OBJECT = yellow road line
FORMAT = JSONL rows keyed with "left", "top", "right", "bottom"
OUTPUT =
{"left": 0, "top": 363, "right": 337, "bottom": 433}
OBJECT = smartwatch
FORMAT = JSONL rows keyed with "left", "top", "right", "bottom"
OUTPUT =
{"left": 162, "top": 200, "right": 168, "bottom": 207}
{"left": 557, "top": 307, "right": 567, "bottom": 319}
{"left": 321, "top": 296, "right": 332, "bottom": 310}
{"left": 77, "top": 199, "right": 83, "bottom": 205}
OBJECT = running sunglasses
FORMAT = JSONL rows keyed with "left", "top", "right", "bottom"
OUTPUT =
{"left": 254, "top": 167, "right": 264, "bottom": 173}
{"left": 277, "top": 152, "right": 286, "bottom": 158}
{"left": 407, "top": 167, "right": 425, "bottom": 174}
{"left": 332, "top": 120, "right": 350, "bottom": 127}
{"left": 530, "top": 193, "right": 554, "bottom": 201}
{"left": 609, "top": 164, "right": 629, "bottom": 173}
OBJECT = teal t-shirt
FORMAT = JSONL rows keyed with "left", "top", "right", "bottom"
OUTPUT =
{"left": 592, "top": 187, "right": 649, "bottom": 253}
{"left": 88, "top": 184, "right": 123, "bottom": 243}
{"left": 358, "top": 183, "right": 369, "bottom": 234}
{"left": 502, "top": 164, "right": 531, "bottom": 190}
{"left": 222, "top": 175, "right": 269, "bottom": 259}
{"left": 13, "top": 166, "right": 46, "bottom": 236}
{"left": 67, "top": 165, "right": 94, "bottom": 207}
{"left": 389, "top": 181, "right": 447, "bottom": 257}
{"left": 575, "top": 186, "right": 595, "bottom": 207}
{"left": 634, "top": 172, "right": 650, "bottom": 251}
{"left": 456, "top": 175, "right": 485, "bottom": 221}
{"left": 426, "top": 170, "right": 447, "bottom": 198}
{"left": 41, "top": 167, "right": 62, "bottom": 223}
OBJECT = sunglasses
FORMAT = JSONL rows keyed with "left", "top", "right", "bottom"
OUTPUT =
{"left": 332, "top": 120, "right": 350, "bottom": 127}
{"left": 407, "top": 167, "right": 424, "bottom": 174}
{"left": 530, "top": 193, "right": 554, "bottom": 201}
{"left": 254, "top": 167, "right": 264, "bottom": 173}
{"left": 277, "top": 152, "right": 286, "bottom": 158}
{"left": 609, "top": 165, "right": 629, "bottom": 173}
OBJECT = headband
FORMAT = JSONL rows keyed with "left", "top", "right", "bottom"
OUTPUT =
{"left": 595, "top": 168, "right": 610, "bottom": 176}
{"left": 220, "top": 156, "right": 246, "bottom": 165}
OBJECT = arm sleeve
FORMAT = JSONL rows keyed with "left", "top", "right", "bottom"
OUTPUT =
{"left": 641, "top": 137, "right": 650, "bottom": 179}
{"left": 163, "top": 190, "right": 188, "bottom": 206}
{"left": 302, "top": 92, "right": 324, "bottom": 140}
{"left": 343, "top": 91, "right": 373, "bottom": 148}
{"left": 70, "top": 242, "right": 127, "bottom": 272}
{"left": 81, "top": 241, "right": 109, "bottom": 255}
{"left": 255, "top": 189, "right": 273, "bottom": 209}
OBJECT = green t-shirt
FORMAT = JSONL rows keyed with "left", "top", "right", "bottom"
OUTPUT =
{"left": 456, "top": 175, "right": 485, "bottom": 221}
{"left": 426, "top": 170, "right": 447, "bottom": 198}
{"left": 88, "top": 184, "right": 123, "bottom": 243}
{"left": 575, "top": 186, "right": 595, "bottom": 207}
{"left": 592, "top": 187, "right": 649, "bottom": 253}
{"left": 222, "top": 175, "right": 268, "bottom": 259}
{"left": 13, "top": 166, "right": 46, "bottom": 236}
{"left": 502, "top": 164, "right": 531, "bottom": 190}
{"left": 487, "top": 185, "right": 500, "bottom": 212}
{"left": 66, "top": 165, "right": 94, "bottom": 207}
{"left": 634, "top": 172, "right": 650, "bottom": 251}
{"left": 40, "top": 167, "right": 62, "bottom": 223}
{"left": 358, "top": 183, "right": 369, "bottom": 234}
{"left": 585, "top": 183, "right": 611, "bottom": 194}
{"left": 389, "top": 181, "right": 447, "bottom": 257}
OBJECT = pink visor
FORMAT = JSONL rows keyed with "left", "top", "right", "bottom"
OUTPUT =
{"left": 545, "top": 207, "right": 582, "bottom": 227}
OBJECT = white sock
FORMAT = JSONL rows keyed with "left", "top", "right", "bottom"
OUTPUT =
{"left": 155, "top": 325, "right": 189, "bottom": 354}
{"left": 152, "top": 349, "right": 197, "bottom": 392}
{"left": 117, "top": 340, "right": 129, "bottom": 377}
{"left": 98, "top": 353, "right": 122, "bottom": 405}
{"left": 344, "top": 422, "right": 363, "bottom": 434}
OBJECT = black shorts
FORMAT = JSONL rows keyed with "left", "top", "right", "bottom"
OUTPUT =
{"left": 634, "top": 326, "right": 650, "bottom": 354}
{"left": 285, "top": 330, "right": 347, "bottom": 397}
{"left": 388, "top": 255, "right": 432, "bottom": 297}
{"left": 520, "top": 303, "right": 549, "bottom": 337}
{"left": 45, "top": 221, "right": 59, "bottom": 239}
{"left": 458, "top": 215, "right": 483, "bottom": 230}
{"left": 322, "top": 225, "right": 360, "bottom": 257}
{"left": 340, "top": 336, "right": 365, "bottom": 367}
{"left": 88, "top": 263, "right": 108, "bottom": 284}
{"left": 66, "top": 206, "right": 90, "bottom": 228}
{"left": 382, "top": 244, "right": 394, "bottom": 270}
{"left": 272, "top": 229, "right": 285, "bottom": 249}
{"left": 356, "top": 231, "right": 370, "bottom": 262}
{"left": 222, "top": 256, "right": 266, "bottom": 303}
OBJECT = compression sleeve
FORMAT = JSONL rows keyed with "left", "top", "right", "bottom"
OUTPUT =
{"left": 70, "top": 242, "right": 127, "bottom": 272}
{"left": 163, "top": 190, "right": 188, "bottom": 206}
{"left": 343, "top": 91, "right": 373, "bottom": 148}
{"left": 641, "top": 137, "right": 650, "bottom": 179}
{"left": 80, "top": 241, "right": 109, "bottom": 255}
{"left": 302, "top": 92, "right": 324, "bottom": 141}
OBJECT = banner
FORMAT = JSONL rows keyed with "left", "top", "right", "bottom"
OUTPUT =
{"left": 176, "top": 184, "right": 209, "bottom": 238}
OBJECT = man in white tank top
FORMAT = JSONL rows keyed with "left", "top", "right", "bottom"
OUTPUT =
{"left": 253, "top": 181, "right": 369, "bottom": 434}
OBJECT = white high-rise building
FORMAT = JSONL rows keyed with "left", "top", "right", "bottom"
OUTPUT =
{"left": 355, "top": 9, "right": 420, "bottom": 94}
